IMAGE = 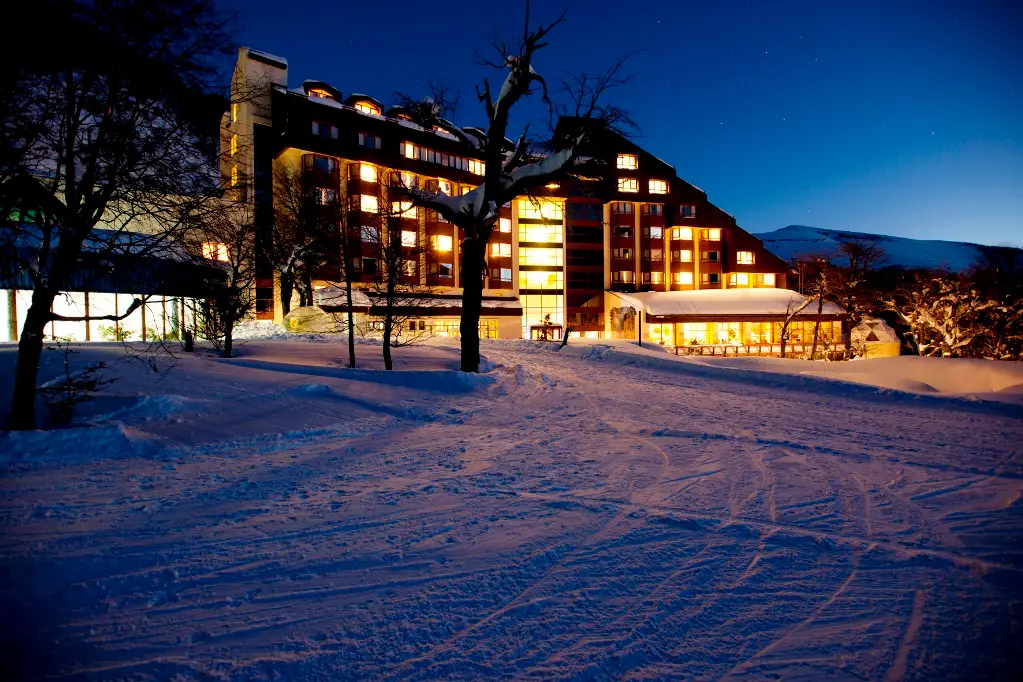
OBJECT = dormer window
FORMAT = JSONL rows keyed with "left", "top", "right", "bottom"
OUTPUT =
{"left": 309, "top": 88, "right": 334, "bottom": 100}
{"left": 617, "top": 153, "right": 638, "bottom": 170}
{"left": 354, "top": 101, "right": 381, "bottom": 116}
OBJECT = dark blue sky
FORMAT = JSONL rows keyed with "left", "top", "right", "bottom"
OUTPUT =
{"left": 224, "top": 0, "right": 1022, "bottom": 245}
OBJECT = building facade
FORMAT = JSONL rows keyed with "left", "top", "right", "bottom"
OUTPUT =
{"left": 225, "top": 47, "right": 821, "bottom": 348}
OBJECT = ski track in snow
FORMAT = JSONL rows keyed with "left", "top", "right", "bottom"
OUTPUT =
{"left": 1, "top": 341, "right": 1022, "bottom": 680}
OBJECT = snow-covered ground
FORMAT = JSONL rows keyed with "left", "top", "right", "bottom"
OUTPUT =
{"left": 1, "top": 337, "right": 1021, "bottom": 680}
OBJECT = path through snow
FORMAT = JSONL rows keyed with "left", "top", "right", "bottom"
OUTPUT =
{"left": 1, "top": 340, "right": 1021, "bottom": 680}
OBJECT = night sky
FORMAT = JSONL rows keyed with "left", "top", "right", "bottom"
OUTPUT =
{"left": 223, "top": 0, "right": 1022, "bottom": 246}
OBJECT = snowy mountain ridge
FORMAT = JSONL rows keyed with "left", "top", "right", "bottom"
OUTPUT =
{"left": 754, "top": 225, "right": 1020, "bottom": 271}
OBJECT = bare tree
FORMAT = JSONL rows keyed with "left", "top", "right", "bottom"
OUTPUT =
{"left": 834, "top": 237, "right": 886, "bottom": 325}
{"left": 1, "top": 0, "right": 234, "bottom": 430}
{"left": 778, "top": 294, "right": 815, "bottom": 359}
{"left": 183, "top": 202, "right": 254, "bottom": 358}
{"left": 397, "top": 2, "right": 632, "bottom": 372}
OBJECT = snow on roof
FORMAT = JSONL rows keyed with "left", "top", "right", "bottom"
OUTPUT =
{"left": 313, "top": 288, "right": 522, "bottom": 312}
{"left": 246, "top": 48, "right": 288, "bottom": 67}
{"left": 314, "top": 286, "right": 373, "bottom": 309}
{"left": 610, "top": 288, "right": 845, "bottom": 317}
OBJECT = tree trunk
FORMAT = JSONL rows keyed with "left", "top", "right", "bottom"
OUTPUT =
{"left": 383, "top": 316, "right": 393, "bottom": 371}
{"left": 780, "top": 323, "right": 788, "bottom": 359}
{"left": 810, "top": 295, "right": 824, "bottom": 359}
{"left": 223, "top": 319, "right": 234, "bottom": 358}
{"left": 279, "top": 270, "right": 293, "bottom": 316}
{"left": 459, "top": 239, "right": 485, "bottom": 373}
{"left": 344, "top": 266, "right": 356, "bottom": 369}
{"left": 9, "top": 288, "right": 57, "bottom": 430}
{"left": 303, "top": 269, "right": 313, "bottom": 306}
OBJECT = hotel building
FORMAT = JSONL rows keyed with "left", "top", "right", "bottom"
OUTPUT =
{"left": 221, "top": 47, "right": 844, "bottom": 353}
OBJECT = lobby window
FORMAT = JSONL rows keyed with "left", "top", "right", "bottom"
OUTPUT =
{"left": 401, "top": 230, "right": 418, "bottom": 247}
{"left": 650, "top": 271, "right": 664, "bottom": 284}
{"left": 701, "top": 228, "right": 722, "bottom": 241}
{"left": 757, "top": 273, "right": 776, "bottom": 287}
{"left": 671, "top": 227, "right": 693, "bottom": 241}
{"left": 354, "top": 101, "right": 382, "bottom": 116}
{"left": 702, "top": 273, "right": 721, "bottom": 285}
{"left": 672, "top": 271, "right": 694, "bottom": 285}
{"left": 616, "top": 153, "right": 638, "bottom": 170}
{"left": 499, "top": 218, "right": 512, "bottom": 233}
{"left": 312, "top": 121, "right": 338, "bottom": 139}
{"left": 618, "top": 177, "right": 639, "bottom": 193}
{"left": 679, "top": 204, "right": 696, "bottom": 218}
{"left": 358, "top": 132, "right": 382, "bottom": 150}
{"left": 360, "top": 164, "right": 378, "bottom": 183}
{"left": 672, "top": 249, "right": 693, "bottom": 263}
{"left": 701, "top": 250, "right": 720, "bottom": 263}
{"left": 649, "top": 179, "right": 668, "bottom": 194}
{"left": 611, "top": 271, "right": 635, "bottom": 284}
{"left": 431, "top": 234, "right": 453, "bottom": 252}
{"left": 642, "top": 226, "right": 663, "bottom": 239}
{"left": 492, "top": 242, "right": 512, "bottom": 258}
{"left": 519, "top": 270, "right": 564, "bottom": 290}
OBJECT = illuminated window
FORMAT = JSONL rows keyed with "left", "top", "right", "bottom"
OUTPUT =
{"left": 358, "top": 132, "right": 382, "bottom": 150}
{"left": 671, "top": 249, "right": 693, "bottom": 263}
{"left": 672, "top": 271, "right": 694, "bottom": 285}
{"left": 736, "top": 251, "right": 754, "bottom": 265}
{"left": 431, "top": 234, "right": 453, "bottom": 251}
{"left": 438, "top": 179, "right": 453, "bottom": 195}
{"left": 701, "top": 250, "right": 720, "bottom": 263}
{"left": 354, "top": 101, "right": 381, "bottom": 116}
{"left": 360, "top": 164, "right": 378, "bottom": 182}
{"left": 312, "top": 121, "right": 338, "bottom": 139}
{"left": 519, "top": 247, "right": 562, "bottom": 266}
{"left": 309, "top": 88, "right": 334, "bottom": 100}
{"left": 517, "top": 199, "right": 563, "bottom": 221}
{"left": 230, "top": 166, "right": 238, "bottom": 187}
{"left": 202, "top": 241, "right": 229, "bottom": 262}
{"left": 611, "top": 271, "right": 635, "bottom": 284}
{"left": 728, "top": 272, "right": 750, "bottom": 287}
{"left": 391, "top": 201, "right": 415, "bottom": 218}
{"left": 648, "top": 271, "right": 663, "bottom": 284}
{"left": 231, "top": 103, "right": 238, "bottom": 123}
{"left": 646, "top": 248, "right": 663, "bottom": 261}
{"left": 679, "top": 205, "right": 696, "bottom": 218}
{"left": 468, "top": 159, "right": 485, "bottom": 175}
{"left": 360, "top": 195, "right": 378, "bottom": 213}
{"left": 403, "top": 260, "right": 417, "bottom": 277}
{"left": 491, "top": 267, "right": 512, "bottom": 282}
{"left": 612, "top": 248, "right": 633, "bottom": 259}
{"left": 649, "top": 179, "right": 668, "bottom": 194}
{"left": 519, "top": 270, "right": 564, "bottom": 290}
{"left": 671, "top": 227, "right": 693, "bottom": 241}
{"left": 617, "top": 153, "right": 638, "bottom": 170}
{"left": 461, "top": 185, "right": 473, "bottom": 195}
{"left": 518, "top": 222, "right": 563, "bottom": 243}
{"left": 398, "top": 171, "right": 417, "bottom": 187}
{"left": 643, "top": 226, "right": 663, "bottom": 239}
{"left": 491, "top": 242, "right": 512, "bottom": 258}
{"left": 427, "top": 262, "right": 453, "bottom": 277}
{"left": 761, "top": 273, "right": 776, "bottom": 287}
{"left": 499, "top": 218, "right": 512, "bottom": 233}
{"left": 401, "top": 230, "right": 417, "bottom": 247}
{"left": 701, "top": 228, "right": 721, "bottom": 241}
{"left": 230, "top": 134, "right": 237, "bottom": 156}
{"left": 618, "top": 177, "right": 639, "bottom": 193}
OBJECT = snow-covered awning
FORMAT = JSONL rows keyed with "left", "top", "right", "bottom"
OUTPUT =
{"left": 314, "top": 288, "right": 522, "bottom": 316}
{"left": 609, "top": 288, "right": 845, "bottom": 319}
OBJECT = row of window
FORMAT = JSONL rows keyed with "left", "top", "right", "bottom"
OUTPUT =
{"left": 517, "top": 199, "right": 563, "bottom": 221}
{"left": 618, "top": 178, "right": 668, "bottom": 194}
{"left": 400, "top": 141, "right": 485, "bottom": 175}
{"left": 610, "top": 202, "right": 697, "bottom": 218}
{"left": 651, "top": 320, "right": 839, "bottom": 347}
